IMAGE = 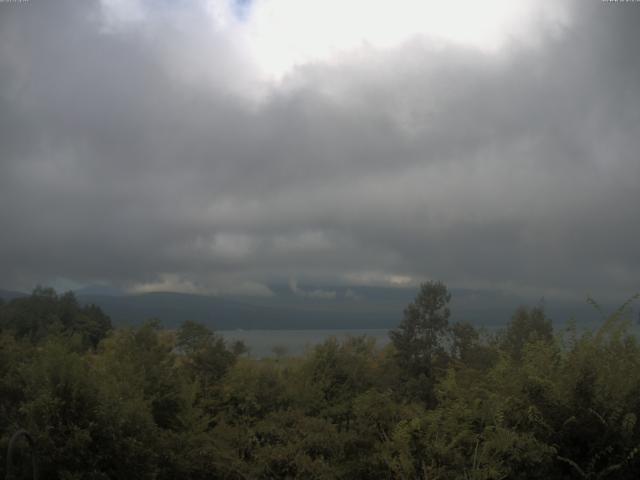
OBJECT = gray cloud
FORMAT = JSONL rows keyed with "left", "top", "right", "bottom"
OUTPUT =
{"left": 1, "top": 0, "right": 639, "bottom": 299}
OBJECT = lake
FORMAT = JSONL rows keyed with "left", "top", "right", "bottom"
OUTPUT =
{"left": 218, "top": 328, "right": 391, "bottom": 358}
{"left": 219, "top": 319, "right": 640, "bottom": 358}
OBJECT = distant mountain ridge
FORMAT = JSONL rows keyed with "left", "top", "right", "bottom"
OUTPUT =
{"left": 0, "top": 289, "right": 28, "bottom": 301}
{"left": 0, "top": 285, "right": 618, "bottom": 330}
{"left": 74, "top": 290, "right": 403, "bottom": 330}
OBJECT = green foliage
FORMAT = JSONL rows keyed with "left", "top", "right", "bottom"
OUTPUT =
{"left": 0, "top": 287, "right": 112, "bottom": 349}
{"left": 177, "top": 320, "right": 238, "bottom": 387}
{"left": 499, "top": 306, "right": 553, "bottom": 360}
{"left": 389, "top": 281, "right": 452, "bottom": 405}
{"left": 2, "top": 285, "right": 640, "bottom": 478}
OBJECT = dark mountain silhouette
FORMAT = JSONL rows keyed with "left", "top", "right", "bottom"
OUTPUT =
{"left": 0, "top": 285, "right": 613, "bottom": 330}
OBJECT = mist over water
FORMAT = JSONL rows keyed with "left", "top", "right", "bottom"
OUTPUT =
{"left": 219, "top": 318, "right": 640, "bottom": 358}
{"left": 219, "top": 328, "right": 391, "bottom": 357}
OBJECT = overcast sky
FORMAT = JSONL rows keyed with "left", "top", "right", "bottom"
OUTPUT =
{"left": 1, "top": 0, "right": 639, "bottom": 299}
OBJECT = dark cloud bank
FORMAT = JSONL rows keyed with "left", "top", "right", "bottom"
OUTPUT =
{"left": 1, "top": 0, "right": 639, "bottom": 301}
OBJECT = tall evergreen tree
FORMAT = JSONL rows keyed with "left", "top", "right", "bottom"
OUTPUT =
{"left": 389, "top": 281, "right": 451, "bottom": 404}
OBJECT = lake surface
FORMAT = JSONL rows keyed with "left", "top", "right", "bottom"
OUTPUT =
{"left": 220, "top": 320, "right": 640, "bottom": 358}
{"left": 218, "top": 329, "right": 391, "bottom": 358}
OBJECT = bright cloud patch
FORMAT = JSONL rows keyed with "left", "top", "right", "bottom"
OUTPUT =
{"left": 100, "top": 0, "right": 569, "bottom": 83}
{"left": 237, "top": 0, "right": 569, "bottom": 79}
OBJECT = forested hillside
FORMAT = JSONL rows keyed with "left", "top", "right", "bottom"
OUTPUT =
{"left": 1, "top": 284, "right": 640, "bottom": 479}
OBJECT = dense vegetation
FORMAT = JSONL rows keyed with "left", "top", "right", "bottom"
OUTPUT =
{"left": 1, "top": 284, "right": 640, "bottom": 479}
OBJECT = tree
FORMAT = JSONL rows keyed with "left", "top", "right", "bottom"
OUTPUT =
{"left": 0, "top": 287, "right": 111, "bottom": 349}
{"left": 500, "top": 306, "right": 553, "bottom": 360}
{"left": 231, "top": 340, "right": 248, "bottom": 357}
{"left": 271, "top": 344, "right": 288, "bottom": 360}
{"left": 177, "top": 320, "right": 237, "bottom": 389}
{"left": 389, "top": 281, "right": 451, "bottom": 404}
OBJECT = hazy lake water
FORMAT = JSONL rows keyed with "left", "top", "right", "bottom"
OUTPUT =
{"left": 219, "top": 329, "right": 391, "bottom": 358}
{"left": 220, "top": 320, "right": 640, "bottom": 358}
